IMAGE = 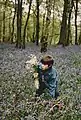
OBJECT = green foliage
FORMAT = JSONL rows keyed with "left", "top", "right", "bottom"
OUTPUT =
{"left": 0, "top": 0, "right": 64, "bottom": 44}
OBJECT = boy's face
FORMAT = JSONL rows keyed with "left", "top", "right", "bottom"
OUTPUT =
{"left": 41, "top": 64, "right": 48, "bottom": 70}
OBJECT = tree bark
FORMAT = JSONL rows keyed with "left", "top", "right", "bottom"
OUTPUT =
{"left": 0, "top": 4, "right": 2, "bottom": 42}
{"left": 75, "top": 0, "right": 78, "bottom": 45}
{"left": 45, "top": 0, "right": 51, "bottom": 41}
{"left": 11, "top": 0, "right": 16, "bottom": 43}
{"left": 3, "top": 0, "right": 8, "bottom": 42}
{"left": 16, "top": 0, "right": 20, "bottom": 48}
{"left": 36, "top": 0, "right": 39, "bottom": 45}
{"left": 32, "top": 11, "right": 36, "bottom": 43}
{"left": 58, "top": 0, "right": 68, "bottom": 46}
{"left": 78, "top": 21, "right": 81, "bottom": 44}
{"left": 19, "top": 0, "right": 22, "bottom": 48}
{"left": 67, "top": 0, "right": 73, "bottom": 45}
{"left": 41, "top": 13, "right": 45, "bottom": 42}
{"left": 41, "top": 0, "right": 51, "bottom": 52}
{"left": 23, "top": 0, "right": 32, "bottom": 49}
{"left": 3, "top": 8, "right": 5, "bottom": 42}
{"left": 16, "top": 0, "right": 22, "bottom": 48}
{"left": 50, "top": 0, "right": 55, "bottom": 45}
{"left": 8, "top": 10, "right": 12, "bottom": 42}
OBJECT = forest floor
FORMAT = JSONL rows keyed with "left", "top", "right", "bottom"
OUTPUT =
{"left": 0, "top": 43, "right": 81, "bottom": 120}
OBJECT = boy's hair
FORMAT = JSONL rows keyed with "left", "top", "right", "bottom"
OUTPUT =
{"left": 40, "top": 55, "right": 54, "bottom": 66}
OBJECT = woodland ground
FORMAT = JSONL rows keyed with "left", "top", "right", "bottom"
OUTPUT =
{"left": 0, "top": 43, "right": 81, "bottom": 120}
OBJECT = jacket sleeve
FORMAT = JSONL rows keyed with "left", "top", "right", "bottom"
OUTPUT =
{"left": 48, "top": 69, "right": 58, "bottom": 98}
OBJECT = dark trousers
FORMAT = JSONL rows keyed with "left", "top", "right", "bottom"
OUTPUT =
{"left": 35, "top": 82, "right": 46, "bottom": 97}
{"left": 35, "top": 81, "right": 59, "bottom": 99}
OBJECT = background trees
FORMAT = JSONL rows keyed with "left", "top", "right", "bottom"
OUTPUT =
{"left": 0, "top": 0, "right": 81, "bottom": 48}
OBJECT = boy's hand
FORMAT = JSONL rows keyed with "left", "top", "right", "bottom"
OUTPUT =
{"left": 42, "top": 64, "right": 48, "bottom": 70}
{"left": 38, "top": 63, "right": 48, "bottom": 70}
{"left": 33, "top": 72, "right": 38, "bottom": 78}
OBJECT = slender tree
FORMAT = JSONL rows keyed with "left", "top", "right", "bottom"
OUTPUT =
{"left": 36, "top": 0, "right": 39, "bottom": 45}
{"left": 41, "top": 13, "right": 45, "bottom": 41}
{"left": 23, "top": 0, "right": 32, "bottom": 49}
{"left": 75, "top": 0, "right": 78, "bottom": 45}
{"left": 11, "top": 0, "right": 16, "bottom": 43}
{"left": 16, "top": 0, "right": 20, "bottom": 47}
{"left": 0, "top": 2, "right": 2, "bottom": 42}
{"left": 78, "top": 21, "right": 81, "bottom": 44}
{"left": 40, "top": 0, "right": 52, "bottom": 52}
{"left": 8, "top": 10, "right": 12, "bottom": 41}
{"left": 58, "top": 0, "right": 68, "bottom": 46}
{"left": 3, "top": 0, "right": 8, "bottom": 42}
{"left": 32, "top": 10, "right": 36, "bottom": 43}
{"left": 16, "top": 0, "right": 23, "bottom": 48}
{"left": 3, "top": 1, "right": 6, "bottom": 42}
{"left": 19, "top": 0, "right": 23, "bottom": 48}
{"left": 67, "top": 0, "right": 74, "bottom": 45}
{"left": 50, "top": 0, "right": 55, "bottom": 45}
{"left": 45, "top": 0, "right": 51, "bottom": 41}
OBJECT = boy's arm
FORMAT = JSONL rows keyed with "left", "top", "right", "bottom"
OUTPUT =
{"left": 49, "top": 70, "right": 58, "bottom": 98}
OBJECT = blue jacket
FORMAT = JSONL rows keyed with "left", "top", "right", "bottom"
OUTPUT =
{"left": 38, "top": 64, "right": 58, "bottom": 98}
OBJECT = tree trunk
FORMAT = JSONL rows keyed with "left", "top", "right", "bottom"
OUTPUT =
{"left": 8, "top": 10, "right": 12, "bottom": 42}
{"left": 78, "top": 22, "right": 81, "bottom": 45}
{"left": 11, "top": 0, "right": 16, "bottom": 43}
{"left": 36, "top": 0, "right": 39, "bottom": 46}
{"left": 16, "top": 0, "right": 20, "bottom": 48}
{"left": 19, "top": 0, "right": 22, "bottom": 48}
{"left": 67, "top": 0, "right": 73, "bottom": 45}
{"left": 45, "top": 0, "right": 51, "bottom": 41}
{"left": 3, "top": 0, "right": 8, "bottom": 42}
{"left": 23, "top": 0, "right": 32, "bottom": 49}
{"left": 0, "top": 4, "right": 2, "bottom": 42}
{"left": 3, "top": 9, "right": 5, "bottom": 42}
{"left": 16, "top": 0, "right": 22, "bottom": 48}
{"left": 50, "top": 0, "right": 55, "bottom": 45}
{"left": 41, "top": 13, "right": 45, "bottom": 42}
{"left": 58, "top": 0, "right": 68, "bottom": 46}
{"left": 41, "top": 0, "right": 51, "bottom": 52}
{"left": 75, "top": 0, "right": 78, "bottom": 45}
{"left": 32, "top": 11, "right": 36, "bottom": 43}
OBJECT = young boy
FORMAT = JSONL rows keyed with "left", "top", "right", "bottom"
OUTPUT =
{"left": 35, "top": 55, "right": 59, "bottom": 99}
